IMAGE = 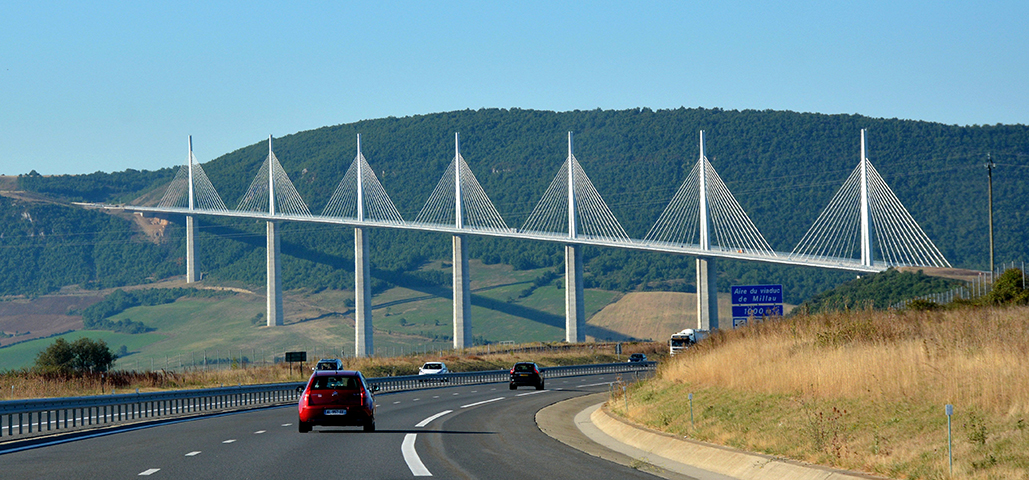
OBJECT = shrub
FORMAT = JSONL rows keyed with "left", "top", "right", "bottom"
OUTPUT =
{"left": 35, "top": 338, "right": 117, "bottom": 374}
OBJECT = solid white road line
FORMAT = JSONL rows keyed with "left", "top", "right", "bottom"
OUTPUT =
{"left": 516, "top": 390, "right": 549, "bottom": 396}
{"left": 138, "top": 469, "right": 160, "bottom": 476}
{"left": 185, "top": 451, "right": 201, "bottom": 457}
{"left": 402, "top": 434, "right": 432, "bottom": 476}
{"left": 416, "top": 410, "right": 453, "bottom": 427}
{"left": 460, "top": 397, "right": 504, "bottom": 409}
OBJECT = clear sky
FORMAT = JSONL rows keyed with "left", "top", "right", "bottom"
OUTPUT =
{"left": 2, "top": 1, "right": 1026, "bottom": 175}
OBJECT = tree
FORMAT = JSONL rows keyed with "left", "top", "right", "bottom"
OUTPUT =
{"left": 35, "top": 337, "right": 117, "bottom": 374}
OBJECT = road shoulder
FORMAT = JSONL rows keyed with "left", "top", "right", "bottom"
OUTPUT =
{"left": 538, "top": 392, "right": 886, "bottom": 480}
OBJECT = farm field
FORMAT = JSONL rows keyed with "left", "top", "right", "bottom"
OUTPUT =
{"left": 1, "top": 260, "right": 660, "bottom": 370}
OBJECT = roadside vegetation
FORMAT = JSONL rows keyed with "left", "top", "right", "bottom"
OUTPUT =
{"left": 609, "top": 282, "right": 1029, "bottom": 479}
{"left": 0, "top": 341, "right": 663, "bottom": 400}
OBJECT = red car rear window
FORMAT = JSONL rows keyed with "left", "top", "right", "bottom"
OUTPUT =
{"left": 310, "top": 375, "right": 359, "bottom": 390}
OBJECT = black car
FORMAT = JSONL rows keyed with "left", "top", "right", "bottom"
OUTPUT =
{"left": 627, "top": 353, "right": 647, "bottom": 363}
{"left": 509, "top": 362, "right": 544, "bottom": 390}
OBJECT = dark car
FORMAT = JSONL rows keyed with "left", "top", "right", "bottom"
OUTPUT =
{"left": 298, "top": 370, "right": 378, "bottom": 433}
{"left": 509, "top": 362, "right": 544, "bottom": 390}
{"left": 314, "top": 358, "right": 343, "bottom": 370}
{"left": 627, "top": 353, "right": 647, "bottom": 362}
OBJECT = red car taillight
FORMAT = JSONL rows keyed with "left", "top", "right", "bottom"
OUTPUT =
{"left": 359, "top": 388, "right": 366, "bottom": 406}
{"left": 509, "top": 368, "right": 515, "bottom": 375}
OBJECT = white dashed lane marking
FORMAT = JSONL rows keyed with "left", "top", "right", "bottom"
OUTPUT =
{"left": 460, "top": 397, "right": 503, "bottom": 409}
{"left": 516, "top": 390, "right": 549, "bottom": 396}
{"left": 254, "top": 430, "right": 266, "bottom": 434}
{"left": 185, "top": 451, "right": 201, "bottom": 457}
{"left": 222, "top": 439, "right": 236, "bottom": 444}
{"left": 416, "top": 410, "right": 453, "bottom": 427}
{"left": 139, "top": 469, "right": 160, "bottom": 476}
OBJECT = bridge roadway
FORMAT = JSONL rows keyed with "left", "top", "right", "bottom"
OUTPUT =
{"left": 1, "top": 372, "right": 712, "bottom": 479}
{"left": 113, "top": 205, "right": 885, "bottom": 273}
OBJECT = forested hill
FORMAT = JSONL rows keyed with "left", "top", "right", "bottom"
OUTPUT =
{"left": 8, "top": 108, "right": 1029, "bottom": 302}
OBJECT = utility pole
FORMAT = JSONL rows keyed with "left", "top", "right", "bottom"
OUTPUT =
{"left": 986, "top": 153, "right": 995, "bottom": 278}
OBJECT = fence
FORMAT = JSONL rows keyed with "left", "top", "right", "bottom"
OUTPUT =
{"left": 892, "top": 265, "right": 1027, "bottom": 310}
{"left": 0, "top": 361, "right": 654, "bottom": 443}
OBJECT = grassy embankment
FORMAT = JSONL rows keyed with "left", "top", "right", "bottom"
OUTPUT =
{"left": 0, "top": 341, "right": 664, "bottom": 400}
{"left": 609, "top": 306, "right": 1029, "bottom": 479}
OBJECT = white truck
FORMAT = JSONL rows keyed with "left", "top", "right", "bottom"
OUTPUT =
{"left": 669, "top": 328, "right": 709, "bottom": 355}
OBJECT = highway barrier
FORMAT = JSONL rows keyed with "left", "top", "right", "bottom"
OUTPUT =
{"left": 0, "top": 361, "right": 654, "bottom": 442}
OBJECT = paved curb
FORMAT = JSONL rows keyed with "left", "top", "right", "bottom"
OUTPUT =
{"left": 590, "top": 403, "right": 887, "bottom": 480}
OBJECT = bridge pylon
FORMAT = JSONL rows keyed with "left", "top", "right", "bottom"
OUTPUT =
{"left": 791, "top": 130, "right": 950, "bottom": 268}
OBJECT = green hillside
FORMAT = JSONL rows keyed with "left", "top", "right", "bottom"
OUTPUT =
{"left": 7, "top": 108, "right": 1029, "bottom": 304}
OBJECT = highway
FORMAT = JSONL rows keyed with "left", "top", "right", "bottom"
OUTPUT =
{"left": 2, "top": 372, "right": 680, "bottom": 479}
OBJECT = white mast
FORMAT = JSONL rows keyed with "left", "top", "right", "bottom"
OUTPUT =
{"left": 268, "top": 135, "right": 275, "bottom": 216}
{"left": 187, "top": 135, "right": 194, "bottom": 211}
{"left": 567, "top": 132, "right": 576, "bottom": 239}
{"left": 698, "top": 131, "right": 709, "bottom": 251}
{"left": 860, "top": 129, "right": 871, "bottom": 266}
{"left": 455, "top": 132, "right": 463, "bottom": 229}
{"left": 356, "top": 134, "right": 364, "bottom": 222}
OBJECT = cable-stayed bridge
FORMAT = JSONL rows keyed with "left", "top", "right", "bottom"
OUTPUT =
{"left": 113, "top": 130, "right": 949, "bottom": 357}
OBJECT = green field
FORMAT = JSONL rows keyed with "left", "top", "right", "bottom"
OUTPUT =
{"left": 2, "top": 261, "right": 627, "bottom": 371}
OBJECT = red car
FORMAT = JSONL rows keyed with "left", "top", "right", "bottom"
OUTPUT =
{"left": 298, "top": 370, "right": 378, "bottom": 433}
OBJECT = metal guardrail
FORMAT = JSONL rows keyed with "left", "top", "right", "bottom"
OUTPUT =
{"left": 0, "top": 361, "right": 654, "bottom": 442}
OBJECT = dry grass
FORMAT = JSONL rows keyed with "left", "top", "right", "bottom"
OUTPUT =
{"left": 611, "top": 306, "right": 1029, "bottom": 479}
{"left": 0, "top": 341, "right": 663, "bottom": 400}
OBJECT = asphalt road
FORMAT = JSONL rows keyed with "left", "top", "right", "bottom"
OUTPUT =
{"left": 2, "top": 372, "right": 666, "bottom": 479}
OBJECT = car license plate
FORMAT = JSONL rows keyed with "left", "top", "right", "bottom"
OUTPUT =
{"left": 325, "top": 409, "right": 347, "bottom": 415}
{"left": 518, "top": 373, "right": 527, "bottom": 377}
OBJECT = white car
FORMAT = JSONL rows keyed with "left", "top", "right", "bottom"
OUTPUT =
{"left": 418, "top": 362, "right": 448, "bottom": 375}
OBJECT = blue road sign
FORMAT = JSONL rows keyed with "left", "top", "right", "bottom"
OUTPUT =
{"left": 731, "top": 305, "right": 784, "bottom": 317}
{"left": 731, "top": 284, "right": 783, "bottom": 305}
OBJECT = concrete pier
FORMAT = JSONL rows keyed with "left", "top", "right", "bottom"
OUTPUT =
{"left": 452, "top": 235, "right": 471, "bottom": 349}
{"left": 186, "top": 215, "right": 197, "bottom": 283}
{"left": 266, "top": 221, "right": 284, "bottom": 326}
{"left": 565, "top": 244, "right": 585, "bottom": 343}
{"left": 354, "top": 227, "right": 373, "bottom": 357}
{"left": 695, "top": 257, "right": 718, "bottom": 330}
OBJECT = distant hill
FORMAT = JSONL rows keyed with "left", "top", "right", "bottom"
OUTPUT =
{"left": 6, "top": 108, "right": 1029, "bottom": 303}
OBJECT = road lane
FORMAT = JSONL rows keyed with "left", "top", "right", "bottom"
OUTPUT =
{"left": 2, "top": 372, "right": 659, "bottom": 479}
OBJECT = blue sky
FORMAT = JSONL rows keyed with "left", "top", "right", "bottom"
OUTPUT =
{"left": 2, "top": 1, "right": 1026, "bottom": 175}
